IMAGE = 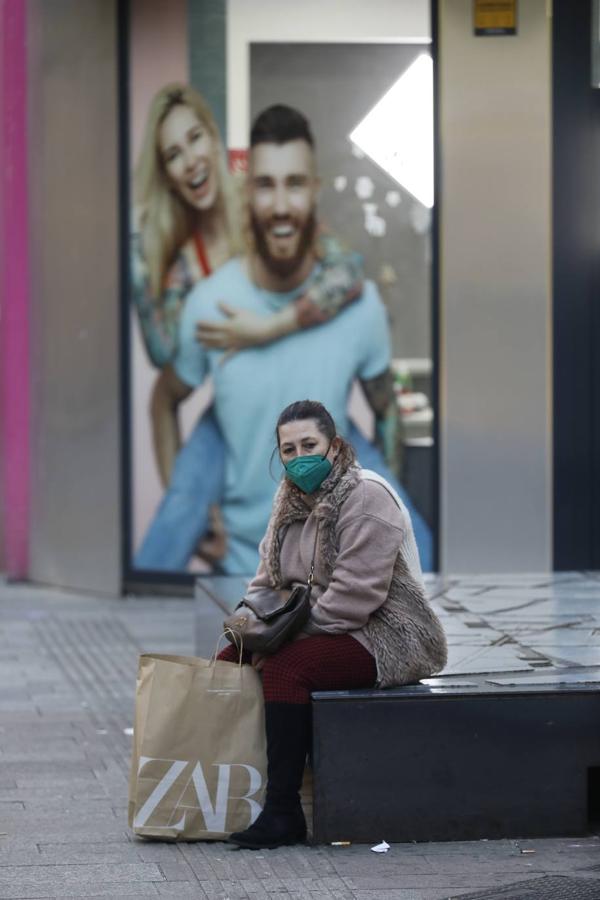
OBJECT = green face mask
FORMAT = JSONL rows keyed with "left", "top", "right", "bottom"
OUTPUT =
{"left": 284, "top": 448, "right": 333, "bottom": 494}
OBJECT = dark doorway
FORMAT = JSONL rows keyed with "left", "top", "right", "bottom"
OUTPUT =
{"left": 552, "top": 0, "right": 600, "bottom": 569}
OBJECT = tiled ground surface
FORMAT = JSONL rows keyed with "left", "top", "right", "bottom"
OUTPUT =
{"left": 0, "top": 576, "right": 599, "bottom": 900}
{"left": 425, "top": 571, "right": 600, "bottom": 685}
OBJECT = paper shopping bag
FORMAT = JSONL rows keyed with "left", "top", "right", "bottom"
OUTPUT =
{"left": 128, "top": 653, "right": 266, "bottom": 840}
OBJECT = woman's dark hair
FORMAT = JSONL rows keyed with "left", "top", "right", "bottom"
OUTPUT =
{"left": 275, "top": 400, "right": 336, "bottom": 446}
{"left": 273, "top": 400, "right": 357, "bottom": 478}
{"left": 250, "top": 104, "right": 315, "bottom": 149}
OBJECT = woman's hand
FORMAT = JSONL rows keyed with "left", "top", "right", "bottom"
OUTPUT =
{"left": 196, "top": 303, "right": 298, "bottom": 356}
{"left": 251, "top": 652, "right": 265, "bottom": 671}
{"left": 194, "top": 505, "right": 227, "bottom": 564}
{"left": 196, "top": 303, "right": 275, "bottom": 353}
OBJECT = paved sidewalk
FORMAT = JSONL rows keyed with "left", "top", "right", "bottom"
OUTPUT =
{"left": 0, "top": 579, "right": 598, "bottom": 900}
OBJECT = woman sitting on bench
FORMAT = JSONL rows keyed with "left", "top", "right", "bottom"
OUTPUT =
{"left": 218, "top": 399, "right": 447, "bottom": 850}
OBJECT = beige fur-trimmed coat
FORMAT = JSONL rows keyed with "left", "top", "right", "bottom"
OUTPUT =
{"left": 247, "top": 460, "right": 448, "bottom": 688}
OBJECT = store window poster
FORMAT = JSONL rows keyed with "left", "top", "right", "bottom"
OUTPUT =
{"left": 126, "top": 0, "right": 435, "bottom": 580}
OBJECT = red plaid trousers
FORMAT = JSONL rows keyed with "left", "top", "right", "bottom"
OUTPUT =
{"left": 217, "top": 634, "right": 376, "bottom": 704}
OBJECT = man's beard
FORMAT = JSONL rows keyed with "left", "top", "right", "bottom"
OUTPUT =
{"left": 250, "top": 211, "right": 317, "bottom": 280}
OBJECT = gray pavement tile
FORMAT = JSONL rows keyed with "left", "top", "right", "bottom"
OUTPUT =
{"left": 203, "top": 858, "right": 258, "bottom": 883}
{"left": 196, "top": 880, "right": 245, "bottom": 900}
{"left": 344, "top": 873, "right": 546, "bottom": 889}
{"left": 449, "top": 875, "right": 600, "bottom": 899}
{"left": 0, "top": 802, "right": 122, "bottom": 824}
{"left": 0, "top": 852, "right": 44, "bottom": 867}
{"left": 312, "top": 875, "right": 349, "bottom": 890}
{"left": 35, "top": 842, "right": 144, "bottom": 864}
{"left": 0, "top": 887, "right": 160, "bottom": 900}
{"left": 21, "top": 799, "right": 119, "bottom": 817}
{"left": 94, "top": 756, "right": 130, "bottom": 780}
{"left": 234, "top": 880, "right": 276, "bottom": 897}
{"left": 61, "top": 896, "right": 157, "bottom": 900}
{"left": 155, "top": 885, "right": 210, "bottom": 899}
{"left": 0, "top": 688, "right": 37, "bottom": 702}
{"left": 534, "top": 836, "right": 600, "bottom": 850}
{"left": 213, "top": 852, "right": 263, "bottom": 880}
{"left": 272, "top": 891, "right": 319, "bottom": 900}
{"left": 282, "top": 891, "right": 338, "bottom": 900}
{"left": 213, "top": 881, "right": 254, "bottom": 899}
{"left": 0, "top": 721, "right": 80, "bottom": 737}
{"left": 178, "top": 858, "right": 218, "bottom": 882}
{"left": 73, "top": 787, "right": 118, "bottom": 802}
{"left": 417, "top": 841, "right": 515, "bottom": 858}
{"left": 328, "top": 856, "right": 434, "bottom": 876}
{"left": 0, "top": 749, "right": 91, "bottom": 764}
{"left": 0, "top": 701, "right": 42, "bottom": 713}
{"left": 419, "top": 853, "right": 600, "bottom": 877}
{"left": 0, "top": 761, "right": 97, "bottom": 778}
{"left": 21, "top": 684, "right": 62, "bottom": 698}
{"left": 224, "top": 853, "right": 297, "bottom": 879}
{"left": 515, "top": 855, "right": 600, "bottom": 874}
{"left": 0, "top": 844, "right": 43, "bottom": 866}
{"left": 156, "top": 860, "right": 197, "bottom": 881}
{"left": 132, "top": 842, "right": 182, "bottom": 862}
{"left": 0, "top": 863, "right": 164, "bottom": 890}
{"left": 290, "top": 849, "right": 340, "bottom": 876}
{"left": 35, "top": 712, "right": 90, "bottom": 723}
{"left": 14, "top": 775, "right": 100, "bottom": 790}
{"left": 351, "top": 892, "right": 475, "bottom": 900}
{"left": 0, "top": 824, "right": 131, "bottom": 845}
{"left": 109, "top": 802, "right": 129, "bottom": 816}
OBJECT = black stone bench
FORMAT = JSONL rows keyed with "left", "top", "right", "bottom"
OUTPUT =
{"left": 311, "top": 679, "right": 600, "bottom": 843}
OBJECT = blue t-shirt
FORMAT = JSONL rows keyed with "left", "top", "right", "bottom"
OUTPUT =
{"left": 174, "top": 257, "right": 390, "bottom": 572}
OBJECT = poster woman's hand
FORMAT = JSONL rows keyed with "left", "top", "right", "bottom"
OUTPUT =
{"left": 195, "top": 504, "right": 227, "bottom": 564}
{"left": 196, "top": 302, "right": 297, "bottom": 354}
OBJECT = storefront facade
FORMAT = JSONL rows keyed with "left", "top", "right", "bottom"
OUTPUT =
{"left": 1, "top": 0, "right": 596, "bottom": 595}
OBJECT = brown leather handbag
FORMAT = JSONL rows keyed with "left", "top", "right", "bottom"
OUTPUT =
{"left": 223, "top": 525, "right": 319, "bottom": 655}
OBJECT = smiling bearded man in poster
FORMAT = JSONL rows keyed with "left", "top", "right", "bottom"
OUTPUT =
{"left": 136, "top": 104, "right": 432, "bottom": 574}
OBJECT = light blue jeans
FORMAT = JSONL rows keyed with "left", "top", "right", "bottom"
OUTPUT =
{"left": 135, "top": 410, "right": 433, "bottom": 573}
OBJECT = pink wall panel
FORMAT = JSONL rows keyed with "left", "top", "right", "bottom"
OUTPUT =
{"left": 1, "top": 0, "right": 30, "bottom": 578}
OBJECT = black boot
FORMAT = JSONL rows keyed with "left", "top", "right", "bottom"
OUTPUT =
{"left": 228, "top": 702, "right": 311, "bottom": 850}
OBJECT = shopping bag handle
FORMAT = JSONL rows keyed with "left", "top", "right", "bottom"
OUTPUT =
{"left": 211, "top": 628, "right": 244, "bottom": 667}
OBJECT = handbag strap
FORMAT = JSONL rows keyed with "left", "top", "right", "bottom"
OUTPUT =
{"left": 307, "top": 521, "right": 320, "bottom": 587}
